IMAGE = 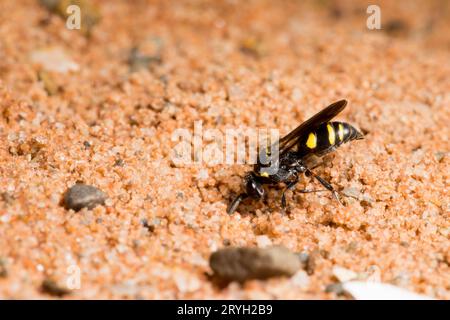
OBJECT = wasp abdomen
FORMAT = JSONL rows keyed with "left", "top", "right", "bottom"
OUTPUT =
{"left": 299, "top": 121, "right": 363, "bottom": 156}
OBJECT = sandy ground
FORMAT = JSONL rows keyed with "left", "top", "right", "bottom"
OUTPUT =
{"left": 0, "top": 0, "right": 449, "bottom": 299}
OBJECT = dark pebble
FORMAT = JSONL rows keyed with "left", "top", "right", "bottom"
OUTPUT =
{"left": 41, "top": 279, "right": 70, "bottom": 297}
{"left": 210, "top": 246, "right": 300, "bottom": 283}
{"left": 63, "top": 183, "right": 107, "bottom": 211}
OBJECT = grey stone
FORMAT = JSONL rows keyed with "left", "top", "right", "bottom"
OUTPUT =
{"left": 64, "top": 183, "right": 107, "bottom": 211}
{"left": 210, "top": 245, "right": 300, "bottom": 282}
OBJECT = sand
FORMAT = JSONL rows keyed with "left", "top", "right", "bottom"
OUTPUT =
{"left": 0, "top": 0, "right": 449, "bottom": 299}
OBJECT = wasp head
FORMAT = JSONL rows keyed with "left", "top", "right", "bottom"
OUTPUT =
{"left": 245, "top": 173, "right": 265, "bottom": 199}
{"left": 227, "top": 172, "right": 265, "bottom": 215}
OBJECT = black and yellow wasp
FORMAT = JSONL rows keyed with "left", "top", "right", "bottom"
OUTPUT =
{"left": 227, "top": 100, "right": 364, "bottom": 214}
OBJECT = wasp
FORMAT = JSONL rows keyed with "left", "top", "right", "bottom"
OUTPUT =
{"left": 227, "top": 100, "right": 364, "bottom": 214}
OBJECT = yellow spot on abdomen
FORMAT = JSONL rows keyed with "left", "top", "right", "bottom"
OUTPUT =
{"left": 338, "top": 123, "right": 344, "bottom": 141}
{"left": 259, "top": 171, "right": 269, "bottom": 177}
{"left": 327, "top": 124, "right": 336, "bottom": 145}
{"left": 306, "top": 132, "right": 317, "bottom": 149}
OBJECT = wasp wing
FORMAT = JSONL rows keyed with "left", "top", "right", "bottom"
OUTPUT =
{"left": 258, "top": 100, "right": 348, "bottom": 166}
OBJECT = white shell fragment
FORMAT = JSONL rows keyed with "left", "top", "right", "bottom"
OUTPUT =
{"left": 342, "top": 281, "right": 434, "bottom": 300}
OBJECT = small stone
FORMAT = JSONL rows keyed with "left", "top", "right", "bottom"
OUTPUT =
{"left": 63, "top": 183, "right": 107, "bottom": 211}
{"left": 41, "top": 278, "right": 70, "bottom": 297}
{"left": 325, "top": 283, "right": 345, "bottom": 295}
{"left": 209, "top": 245, "right": 301, "bottom": 282}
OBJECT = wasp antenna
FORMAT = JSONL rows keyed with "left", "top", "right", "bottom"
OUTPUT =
{"left": 227, "top": 193, "right": 248, "bottom": 215}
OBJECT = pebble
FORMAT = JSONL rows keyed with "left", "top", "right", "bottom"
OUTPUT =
{"left": 41, "top": 278, "right": 70, "bottom": 297}
{"left": 64, "top": 183, "right": 107, "bottom": 211}
{"left": 209, "top": 246, "right": 301, "bottom": 282}
{"left": 325, "top": 283, "right": 345, "bottom": 295}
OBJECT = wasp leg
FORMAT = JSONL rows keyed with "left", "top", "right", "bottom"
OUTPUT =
{"left": 281, "top": 176, "right": 299, "bottom": 209}
{"left": 227, "top": 193, "right": 248, "bottom": 214}
{"left": 305, "top": 169, "right": 343, "bottom": 205}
